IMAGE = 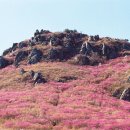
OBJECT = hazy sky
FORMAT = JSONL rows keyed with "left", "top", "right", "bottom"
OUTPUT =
{"left": 0, "top": 0, "right": 130, "bottom": 54}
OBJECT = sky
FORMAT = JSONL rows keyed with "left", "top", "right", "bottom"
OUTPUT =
{"left": 0, "top": 0, "right": 130, "bottom": 54}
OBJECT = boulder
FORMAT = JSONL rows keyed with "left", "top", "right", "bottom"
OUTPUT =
{"left": 65, "top": 42, "right": 74, "bottom": 52}
{"left": 2, "top": 47, "right": 12, "bottom": 56}
{"left": 3, "top": 43, "right": 19, "bottom": 56}
{"left": 34, "top": 29, "right": 40, "bottom": 36}
{"left": 14, "top": 51, "right": 28, "bottom": 65}
{"left": 63, "top": 42, "right": 75, "bottom": 59}
{"left": 101, "top": 45, "right": 118, "bottom": 59}
{"left": 123, "top": 43, "right": 130, "bottom": 50}
{"left": 94, "top": 35, "right": 99, "bottom": 41}
{"left": 40, "top": 29, "right": 44, "bottom": 34}
{"left": 18, "top": 42, "right": 28, "bottom": 49}
{"left": 0, "top": 56, "right": 10, "bottom": 68}
{"left": 49, "top": 37, "right": 61, "bottom": 46}
{"left": 28, "top": 49, "right": 43, "bottom": 64}
{"left": 88, "top": 36, "right": 95, "bottom": 41}
{"left": 40, "top": 29, "right": 50, "bottom": 34}
{"left": 64, "top": 29, "right": 77, "bottom": 33}
{"left": 33, "top": 72, "right": 46, "bottom": 84}
{"left": 112, "top": 88, "right": 122, "bottom": 98}
{"left": 107, "top": 46, "right": 118, "bottom": 59}
{"left": 48, "top": 48, "right": 63, "bottom": 60}
{"left": 120, "top": 88, "right": 130, "bottom": 101}
{"left": 40, "top": 36, "right": 46, "bottom": 42}
{"left": 12, "top": 43, "right": 18, "bottom": 51}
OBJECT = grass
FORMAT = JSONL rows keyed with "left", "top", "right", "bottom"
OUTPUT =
{"left": 0, "top": 57, "right": 130, "bottom": 129}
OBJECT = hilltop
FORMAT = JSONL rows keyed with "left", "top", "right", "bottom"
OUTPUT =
{"left": 0, "top": 29, "right": 130, "bottom": 130}
{"left": 1, "top": 29, "right": 130, "bottom": 68}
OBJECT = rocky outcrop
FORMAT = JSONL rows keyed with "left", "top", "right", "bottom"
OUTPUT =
{"left": 1, "top": 29, "right": 130, "bottom": 67}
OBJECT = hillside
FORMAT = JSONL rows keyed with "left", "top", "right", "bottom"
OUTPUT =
{"left": 0, "top": 29, "right": 130, "bottom": 130}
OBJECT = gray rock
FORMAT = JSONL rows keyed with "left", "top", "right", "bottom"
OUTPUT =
{"left": 3, "top": 43, "right": 18, "bottom": 56}
{"left": 2, "top": 47, "right": 12, "bottom": 56}
{"left": 65, "top": 42, "right": 74, "bottom": 52}
{"left": 123, "top": 43, "right": 130, "bottom": 50}
{"left": 12, "top": 43, "right": 18, "bottom": 51}
{"left": 0, "top": 56, "right": 9, "bottom": 68}
{"left": 107, "top": 46, "right": 118, "bottom": 59}
{"left": 28, "top": 49, "right": 43, "bottom": 64}
{"left": 18, "top": 42, "right": 27, "bottom": 49}
{"left": 48, "top": 48, "right": 64, "bottom": 61}
{"left": 120, "top": 88, "right": 130, "bottom": 101}
{"left": 34, "top": 29, "right": 40, "bottom": 36}
{"left": 94, "top": 35, "right": 99, "bottom": 41}
{"left": 33, "top": 72, "right": 46, "bottom": 84}
{"left": 14, "top": 51, "right": 28, "bottom": 65}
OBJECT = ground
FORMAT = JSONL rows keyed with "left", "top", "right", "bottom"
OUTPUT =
{"left": 0, "top": 56, "right": 130, "bottom": 130}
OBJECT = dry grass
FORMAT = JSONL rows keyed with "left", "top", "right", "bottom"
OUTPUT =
{"left": 0, "top": 57, "right": 130, "bottom": 129}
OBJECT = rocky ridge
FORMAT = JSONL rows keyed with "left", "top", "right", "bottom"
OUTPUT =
{"left": 1, "top": 29, "right": 130, "bottom": 68}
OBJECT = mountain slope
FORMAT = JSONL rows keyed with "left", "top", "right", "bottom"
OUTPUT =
{"left": 0, "top": 30, "right": 130, "bottom": 130}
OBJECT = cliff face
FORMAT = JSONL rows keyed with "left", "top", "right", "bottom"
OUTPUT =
{"left": 0, "top": 29, "right": 130, "bottom": 130}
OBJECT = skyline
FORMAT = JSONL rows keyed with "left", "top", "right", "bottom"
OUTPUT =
{"left": 0, "top": 0, "right": 130, "bottom": 54}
